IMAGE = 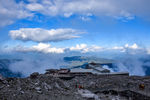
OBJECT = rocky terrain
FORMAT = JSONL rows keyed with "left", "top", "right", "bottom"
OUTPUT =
{"left": 0, "top": 72, "right": 150, "bottom": 100}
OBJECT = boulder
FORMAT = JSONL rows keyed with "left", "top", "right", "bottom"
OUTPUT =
{"left": 30, "top": 72, "right": 39, "bottom": 79}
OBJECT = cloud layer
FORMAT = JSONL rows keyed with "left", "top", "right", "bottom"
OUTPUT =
{"left": 9, "top": 28, "right": 83, "bottom": 42}
{"left": 4, "top": 43, "right": 150, "bottom": 55}
{"left": 112, "top": 43, "right": 140, "bottom": 52}
{"left": 0, "top": 0, "right": 32, "bottom": 27}
{"left": 1, "top": 0, "right": 150, "bottom": 27}
{"left": 70, "top": 44, "right": 103, "bottom": 53}
{"left": 4, "top": 43, "right": 103, "bottom": 54}
{"left": 14, "top": 43, "right": 65, "bottom": 54}
{"left": 26, "top": 0, "right": 150, "bottom": 20}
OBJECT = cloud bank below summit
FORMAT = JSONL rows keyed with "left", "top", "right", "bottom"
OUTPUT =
{"left": 6, "top": 43, "right": 102, "bottom": 54}
{"left": 4, "top": 42, "right": 150, "bottom": 55}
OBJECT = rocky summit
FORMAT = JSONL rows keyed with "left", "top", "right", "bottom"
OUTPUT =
{"left": 0, "top": 72, "right": 150, "bottom": 100}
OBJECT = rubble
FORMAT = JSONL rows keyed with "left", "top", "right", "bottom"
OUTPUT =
{"left": 78, "top": 89, "right": 100, "bottom": 100}
{"left": 35, "top": 87, "right": 42, "bottom": 94}
{"left": 0, "top": 72, "right": 149, "bottom": 100}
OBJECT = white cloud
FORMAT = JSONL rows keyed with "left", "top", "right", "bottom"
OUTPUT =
{"left": 32, "top": 43, "right": 65, "bottom": 53}
{"left": 0, "top": 0, "right": 33, "bottom": 27}
{"left": 9, "top": 28, "right": 84, "bottom": 42}
{"left": 111, "top": 43, "right": 144, "bottom": 54}
{"left": 70, "top": 44, "right": 103, "bottom": 53}
{"left": 147, "top": 49, "right": 150, "bottom": 54}
{"left": 124, "top": 43, "right": 139, "bottom": 49}
{"left": 112, "top": 43, "right": 139, "bottom": 50}
{"left": 15, "top": 43, "right": 65, "bottom": 54}
{"left": 1, "top": 0, "right": 150, "bottom": 27}
{"left": 3, "top": 42, "right": 149, "bottom": 55}
{"left": 4, "top": 43, "right": 103, "bottom": 54}
{"left": 112, "top": 46, "right": 124, "bottom": 50}
{"left": 22, "top": 43, "right": 102, "bottom": 53}
{"left": 28, "top": 0, "right": 38, "bottom": 3}
{"left": 25, "top": 0, "right": 150, "bottom": 20}
{"left": 26, "top": 3, "right": 44, "bottom": 11}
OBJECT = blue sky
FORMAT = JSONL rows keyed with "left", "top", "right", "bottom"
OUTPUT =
{"left": 1, "top": 0, "right": 150, "bottom": 55}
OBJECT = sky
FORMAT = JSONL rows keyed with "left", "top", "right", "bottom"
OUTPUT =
{"left": 1, "top": 0, "right": 150, "bottom": 56}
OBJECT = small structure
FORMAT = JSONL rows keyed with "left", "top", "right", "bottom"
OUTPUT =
{"left": 58, "top": 69, "right": 70, "bottom": 74}
{"left": 70, "top": 61, "right": 109, "bottom": 75}
{"left": 95, "top": 72, "right": 129, "bottom": 76}
{"left": 88, "top": 63, "right": 110, "bottom": 73}
{"left": 45, "top": 69, "right": 58, "bottom": 74}
{"left": 70, "top": 67, "right": 110, "bottom": 75}
{"left": 70, "top": 68, "right": 93, "bottom": 76}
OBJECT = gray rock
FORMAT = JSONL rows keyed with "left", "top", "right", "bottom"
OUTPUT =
{"left": 30, "top": 72, "right": 39, "bottom": 79}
